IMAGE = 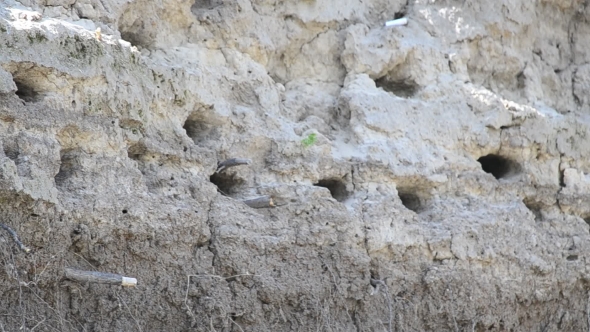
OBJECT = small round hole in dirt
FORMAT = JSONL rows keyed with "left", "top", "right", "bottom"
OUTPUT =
{"left": 122, "top": 209, "right": 128, "bottom": 214}
{"left": 394, "top": 11, "right": 406, "bottom": 19}
{"left": 14, "top": 79, "right": 40, "bottom": 102}
{"left": 477, "top": 154, "right": 520, "bottom": 179}
{"left": 375, "top": 76, "right": 418, "bottom": 98}
{"left": 55, "top": 148, "right": 82, "bottom": 188}
{"left": 118, "top": 10, "right": 155, "bottom": 49}
{"left": 398, "top": 191, "right": 423, "bottom": 213}
{"left": 314, "top": 178, "right": 350, "bottom": 202}
{"left": 127, "top": 142, "right": 147, "bottom": 162}
{"left": 183, "top": 109, "right": 217, "bottom": 145}
{"left": 2, "top": 139, "right": 19, "bottom": 161}
{"left": 192, "top": 0, "right": 222, "bottom": 11}
{"left": 210, "top": 171, "right": 245, "bottom": 196}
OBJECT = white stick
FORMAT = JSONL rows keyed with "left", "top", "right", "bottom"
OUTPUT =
{"left": 122, "top": 277, "right": 138, "bottom": 287}
{"left": 65, "top": 268, "right": 138, "bottom": 287}
{"left": 385, "top": 17, "right": 408, "bottom": 27}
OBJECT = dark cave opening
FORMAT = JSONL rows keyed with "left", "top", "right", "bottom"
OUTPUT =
{"left": 314, "top": 178, "right": 350, "bottom": 202}
{"left": 398, "top": 191, "right": 423, "bottom": 213}
{"left": 375, "top": 76, "right": 418, "bottom": 98}
{"left": 14, "top": 78, "right": 40, "bottom": 102}
{"left": 477, "top": 154, "right": 521, "bottom": 179}
{"left": 210, "top": 171, "right": 245, "bottom": 196}
{"left": 183, "top": 110, "right": 216, "bottom": 145}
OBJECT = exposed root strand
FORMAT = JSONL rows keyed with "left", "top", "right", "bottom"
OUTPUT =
{"left": 0, "top": 223, "right": 30, "bottom": 253}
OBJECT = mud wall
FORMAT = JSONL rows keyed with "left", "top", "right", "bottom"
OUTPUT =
{"left": 1, "top": 0, "right": 590, "bottom": 331}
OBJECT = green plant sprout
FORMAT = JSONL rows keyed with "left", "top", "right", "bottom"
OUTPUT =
{"left": 301, "top": 133, "right": 317, "bottom": 148}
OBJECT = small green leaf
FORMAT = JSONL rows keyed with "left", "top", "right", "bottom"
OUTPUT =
{"left": 301, "top": 133, "right": 317, "bottom": 148}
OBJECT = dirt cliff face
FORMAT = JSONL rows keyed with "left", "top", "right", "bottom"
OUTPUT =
{"left": 0, "top": 0, "right": 589, "bottom": 331}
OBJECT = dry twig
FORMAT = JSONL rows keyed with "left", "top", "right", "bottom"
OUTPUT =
{"left": 371, "top": 278, "right": 393, "bottom": 332}
{"left": 0, "top": 223, "right": 30, "bottom": 252}
{"left": 116, "top": 292, "right": 143, "bottom": 332}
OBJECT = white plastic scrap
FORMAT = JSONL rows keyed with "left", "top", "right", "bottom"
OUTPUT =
{"left": 385, "top": 17, "right": 408, "bottom": 27}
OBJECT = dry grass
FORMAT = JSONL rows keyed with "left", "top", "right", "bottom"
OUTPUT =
{"left": 183, "top": 273, "right": 265, "bottom": 332}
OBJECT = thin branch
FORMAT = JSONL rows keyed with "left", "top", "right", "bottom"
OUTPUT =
{"left": 229, "top": 316, "right": 245, "bottom": 332}
{"left": 447, "top": 287, "right": 459, "bottom": 332}
{"left": 0, "top": 223, "right": 30, "bottom": 252}
{"left": 116, "top": 292, "right": 143, "bottom": 332}
{"left": 73, "top": 252, "right": 97, "bottom": 269}
{"left": 184, "top": 273, "right": 263, "bottom": 303}
{"left": 29, "top": 317, "right": 46, "bottom": 331}
{"left": 371, "top": 279, "right": 393, "bottom": 332}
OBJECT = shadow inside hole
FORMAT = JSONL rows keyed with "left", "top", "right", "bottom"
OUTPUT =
{"left": 2, "top": 139, "right": 31, "bottom": 178}
{"left": 523, "top": 199, "right": 543, "bottom": 222}
{"left": 398, "top": 191, "right": 423, "bottom": 213}
{"left": 118, "top": 3, "right": 156, "bottom": 49}
{"left": 583, "top": 216, "right": 590, "bottom": 227}
{"left": 375, "top": 76, "right": 418, "bottom": 98}
{"left": 127, "top": 151, "right": 142, "bottom": 162}
{"left": 126, "top": 141, "right": 147, "bottom": 162}
{"left": 477, "top": 154, "right": 521, "bottom": 179}
{"left": 314, "top": 178, "right": 350, "bottom": 202}
{"left": 183, "top": 111, "right": 217, "bottom": 145}
{"left": 210, "top": 172, "right": 245, "bottom": 196}
{"left": 55, "top": 149, "right": 82, "bottom": 187}
{"left": 2, "top": 140, "right": 19, "bottom": 161}
{"left": 559, "top": 168, "right": 565, "bottom": 187}
{"left": 14, "top": 79, "right": 40, "bottom": 102}
{"left": 192, "top": 0, "right": 223, "bottom": 11}
{"left": 119, "top": 28, "right": 152, "bottom": 49}
{"left": 394, "top": 11, "right": 406, "bottom": 19}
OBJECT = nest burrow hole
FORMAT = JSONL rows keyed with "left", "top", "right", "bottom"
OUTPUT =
{"left": 210, "top": 171, "right": 246, "bottom": 196}
{"left": 55, "top": 148, "right": 81, "bottom": 187}
{"left": 2, "top": 139, "right": 19, "bottom": 161}
{"left": 375, "top": 76, "right": 419, "bottom": 98}
{"left": 314, "top": 178, "right": 351, "bottom": 202}
{"left": 192, "top": 0, "right": 223, "bottom": 11}
{"left": 183, "top": 111, "right": 216, "bottom": 145}
{"left": 118, "top": 5, "right": 154, "bottom": 49}
{"left": 126, "top": 142, "right": 147, "bottom": 162}
{"left": 477, "top": 154, "right": 521, "bottom": 179}
{"left": 13, "top": 77, "right": 41, "bottom": 102}
{"left": 398, "top": 191, "right": 424, "bottom": 213}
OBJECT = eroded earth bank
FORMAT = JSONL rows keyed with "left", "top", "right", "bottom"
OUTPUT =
{"left": 1, "top": 0, "right": 590, "bottom": 331}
